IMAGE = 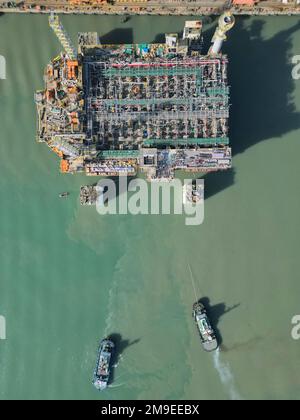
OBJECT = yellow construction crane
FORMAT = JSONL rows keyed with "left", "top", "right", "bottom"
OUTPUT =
{"left": 209, "top": 11, "right": 235, "bottom": 56}
{"left": 49, "top": 12, "right": 76, "bottom": 60}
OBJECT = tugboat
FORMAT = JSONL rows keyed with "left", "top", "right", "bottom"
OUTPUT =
{"left": 193, "top": 301, "right": 218, "bottom": 352}
{"left": 93, "top": 338, "right": 115, "bottom": 391}
{"left": 59, "top": 192, "right": 69, "bottom": 198}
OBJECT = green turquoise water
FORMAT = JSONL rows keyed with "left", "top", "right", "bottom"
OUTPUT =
{"left": 0, "top": 14, "right": 300, "bottom": 400}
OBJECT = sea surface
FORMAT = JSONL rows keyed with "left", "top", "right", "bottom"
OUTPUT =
{"left": 0, "top": 13, "right": 300, "bottom": 400}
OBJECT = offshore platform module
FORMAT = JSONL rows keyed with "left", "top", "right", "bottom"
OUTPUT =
{"left": 35, "top": 12, "right": 235, "bottom": 181}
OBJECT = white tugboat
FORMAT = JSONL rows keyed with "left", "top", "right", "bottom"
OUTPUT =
{"left": 193, "top": 301, "right": 218, "bottom": 352}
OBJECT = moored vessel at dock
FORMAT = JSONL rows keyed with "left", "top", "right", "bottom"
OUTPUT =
{"left": 80, "top": 185, "right": 102, "bottom": 205}
{"left": 183, "top": 180, "right": 204, "bottom": 205}
{"left": 93, "top": 338, "right": 115, "bottom": 391}
{"left": 193, "top": 301, "right": 218, "bottom": 352}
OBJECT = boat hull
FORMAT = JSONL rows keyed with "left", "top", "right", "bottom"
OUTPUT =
{"left": 193, "top": 302, "right": 218, "bottom": 352}
{"left": 93, "top": 339, "right": 115, "bottom": 391}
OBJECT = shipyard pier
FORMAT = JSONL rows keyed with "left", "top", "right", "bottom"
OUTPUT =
{"left": 36, "top": 13, "right": 234, "bottom": 182}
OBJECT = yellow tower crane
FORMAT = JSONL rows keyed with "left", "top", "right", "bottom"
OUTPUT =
{"left": 49, "top": 12, "right": 76, "bottom": 60}
{"left": 209, "top": 11, "right": 235, "bottom": 56}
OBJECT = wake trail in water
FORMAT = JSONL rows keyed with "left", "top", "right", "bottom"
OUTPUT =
{"left": 188, "top": 263, "right": 199, "bottom": 301}
{"left": 103, "top": 238, "right": 131, "bottom": 337}
{"left": 108, "top": 383, "right": 125, "bottom": 389}
{"left": 103, "top": 283, "right": 115, "bottom": 337}
{"left": 103, "top": 261, "right": 123, "bottom": 337}
{"left": 213, "top": 348, "right": 242, "bottom": 400}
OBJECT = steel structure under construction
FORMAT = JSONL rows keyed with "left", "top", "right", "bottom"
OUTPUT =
{"left": 35, "top": 13, "right": 234, "bottom": 181}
